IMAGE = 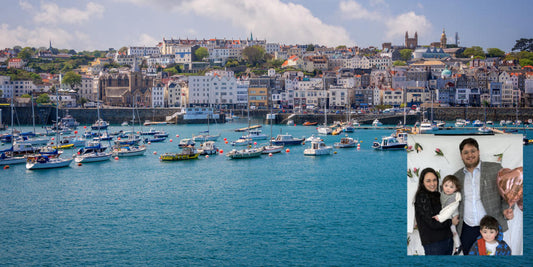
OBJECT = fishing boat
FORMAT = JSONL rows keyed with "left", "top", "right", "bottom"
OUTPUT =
{"left": 334, "top": 136, "right": 357, "bottom": 148}
{"left": 112, "top": 145, "right": 147, "bottom": 157}
{"left": 196, "top": 141, "right": 219, "bottom": 155}
{"left": 178, "top": 138, "right": 195, "bottom": 147}
{"left": 372, "top": 136, "right": 406, "bottom": 150}
{"left": 303, "top": 140, "right": 332, "bottom": 156}
{"left": 160, "top": 146, "right": 199, "bottom": 161}
{"left": 303, "top": 121, "right": 318, "bottom": 126}
{"left": 26, "top": 154, "right": 73, "bottom": 170}
{"left": 271, "top": 134, "right": 304, "bottom": 146}
{"left": 226, "top": 147, "right": 262, "bottom": 159}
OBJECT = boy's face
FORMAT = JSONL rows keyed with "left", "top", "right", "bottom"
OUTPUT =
{"left": 480, "top": 227, "right": 498, "bottom": 244}
{"left": 442, "top": 180, "right": 457, "bottom": 195}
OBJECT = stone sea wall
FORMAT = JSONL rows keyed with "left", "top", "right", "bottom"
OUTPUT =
{"left": 1, "top": 106, "right": 532, "bottom": 126}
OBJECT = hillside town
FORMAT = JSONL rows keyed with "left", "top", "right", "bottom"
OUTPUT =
{"left": 1, "top": 31, "right": 533, "bottom": 111}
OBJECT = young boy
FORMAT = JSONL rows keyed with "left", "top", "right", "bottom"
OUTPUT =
{"left": 468, "top": 215, "right": 512, "bottom": 255}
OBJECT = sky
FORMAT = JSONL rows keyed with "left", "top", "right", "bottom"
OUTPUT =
{"left": 1, "top": 0, "right": 531, "bottom": 53}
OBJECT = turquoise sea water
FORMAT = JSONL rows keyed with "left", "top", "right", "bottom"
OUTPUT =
{"left": 1, "top": 120, "right": 531, "bottom": 265}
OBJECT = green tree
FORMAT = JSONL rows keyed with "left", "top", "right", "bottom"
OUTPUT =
{"left": 118, "top": 46, "right": 128, "bottom": 54}
{"left": 512, "top": 38, "right": 533, "bottom": 52}
{"left": 336, "top": 45, "right": 347, "bottom": 50}
{"left": 17, "top": 47, "right": 34, "bottom": 60}
{"left": 462, "top": 46, "right": 485, "bottom": 58}
{"left": 36, "top": 93, "right": 51, "bottom": 104}
{"left": 194, "top": 47, "right": 209, "bottom": 61}
{"left": 519, "top": 58, "right": 533, "bottom": 67}
{"left": 306, "top": 44, "right": 315, "bottom": 51}
{"left": 399, "top": 49, "right": 413, "bottom": 61}
{"left": 77, "top": 97, "right": 88, "bottom": 106}
{"left": 21, "top": 94, "right": 31, "bottom": 98}
{"left": 242, "top": 45, "right": 266, "bottom": 66}
{"left": 62, "top": 71, "right": 82, "bottom": 92}
{"left": 225, "top": 60, "right": 240, "bottom": 68}
{"left": 393, "top": 60, "right": 407, "bottom": 66}
{"left": 486, "top": 48, "right": 505, "bottom": 58}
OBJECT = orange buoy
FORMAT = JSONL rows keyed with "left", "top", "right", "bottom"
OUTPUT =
{"left": 286, "top": 148, "right": 290, "bottom": 153}
{"left": 224, "top": 138, "right": 227, "bottom": 141}
{"left": 3, "top": 165, "right": 9, "bottom": 169}
{"left": 169, "top": 139, "right": 173, "bottom": 142}
{"left": 117, "top": 137, "right": 121, "bottom": 140}
{"left": 206, "top": 155, "right": 209, "bottom": 159}
{"left": 219, "top": 149, "right": 223, "bottom": 154}
{"left": 153, "top": 151, "right": 157, "bottom": 155}
{"left": 83, "top": 126, "right": 87, "bottom": 129}
{"left": 74, "top": 130, "right": 78, "bottom": 134}
{"left": 254, "top": 142, "right": 257, "bottom": 145}
{"left": 225, "top": 141, "right": 228, "bottom": 144}
{"left": 269, "top": 153, "right": 273, "bottom": 157}
{"left": 148, "top": 142, "right": 151, "bottom": 145}
{"left": 51, "top": 137, "right": 55, "bottom": 140}
{"left": 114, "top": 156, "right": 119, "bottom": 160}
{"left": 176, "top": 134, "right": 179, "bottom": 138}
{"left": 77, "top": 163, "right": 82, "bottom": 166}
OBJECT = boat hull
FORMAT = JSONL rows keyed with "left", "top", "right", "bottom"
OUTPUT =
{"left": 160, "top": 153, "right": 199, "bottom": 161}
{"left": 26, "top": 158, "right": 73, "bottom": 169}
{"left": 74, "top": 152, "right": 112, "bottom": 163}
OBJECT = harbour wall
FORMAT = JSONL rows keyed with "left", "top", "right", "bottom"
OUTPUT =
{"left": 1, "top": 106, "right": 531, "bottom": 126}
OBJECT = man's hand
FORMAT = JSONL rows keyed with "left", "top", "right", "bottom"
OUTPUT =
{"left": 504, "top": 208, "right": 514, "bottom": 220}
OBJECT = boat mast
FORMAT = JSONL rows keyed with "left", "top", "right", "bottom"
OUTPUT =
{"left": 31, "top": 93, "right": 36, "bottom": 134}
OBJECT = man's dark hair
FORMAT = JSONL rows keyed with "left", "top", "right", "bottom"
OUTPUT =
{"left": 480, "top": 215, "right": 500, "bottom": 232}
{"left": 459, "top": 138, "right": 479, "bottom": 152}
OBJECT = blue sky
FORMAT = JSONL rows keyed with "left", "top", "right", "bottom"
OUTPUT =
{"left": 1, "top": 0, "right": 531, "bottom": 52}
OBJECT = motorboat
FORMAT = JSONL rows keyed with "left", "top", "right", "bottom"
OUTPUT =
{"left": 160, "top": 147, "right": 200, "bottom": 161}
{"left": 178, "top": 138, "right": 195, "bottom": 147}
{"left": 334, "top": 136, "right": 357, "bottom": 148}
{"left": 231, "top": 138, "right": 253, "bottom": 146}
{"left": 226, "top": 147, "right": 262, "bottom": 159}
{"left": 192, "top": 132, "right": 220, "bottom": 142}
{"left": 455, "top": 119, "right": 467, "bottom": 127}
{"left": 478, "top": 126, "right": 493, "bottom": 133}
{"left": 317, "top": 125, "right": 333, "bottom": 135}
{"left": 372, "top": 136, "right": 406, "bottom": 150}
{"left": 372, "top": 119, "right": 383, "bottom": 127}
{"left": 91, "top": 119, "right": 109, "bottom": 130}
{"left": 240, "top": 129, "right": 267, "bottom": 140}
{"left": 305, "top": 135, "right": 322, "bottom": 143}
{"left": 196, "top": 141, "right": 219, "bottom": 155}
{"left": 342, "top": 123, "right": 355, "bottom": 133}
{"left": 419, "top": 120, "right": 438, "bottom": 133}
{"left": 112, "top": 145, "right": 146, "bottom": 157}
{"left": 0, "top": 152, "right": 26, "bottom": 166}
{"left": 303, "top": 140, "right": 332, "bottom": 156}
{"left": 303, "top": 121, "right": 318, "bottom": 126}
{"left": 74, "top": 141, "right": 112, "bottom": 163}
{"left": 260, "top": 144, "right": 284, "bottom": 154}
{"left": 472, "top": 120, "right": 484, "bottom": 127}
{"left": 270, "top": 134, "right": 304, "bottom": 146}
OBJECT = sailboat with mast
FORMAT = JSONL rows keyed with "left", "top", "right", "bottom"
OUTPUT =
{"left": 317, "top": 76, "right": 332, "bottom": 135}
{"left": 0, "top": 96, "right": 26, "bottom": 166}
{"left": 26, "top": 91, "right": 73, "bottom": 170}
{"left": 227, "top": 97, "right": 262, "bottom": 159}
{"left": 260, "top": 112, "right": 283, "bottom": 154}
{"left": 192, "top": 112, "right": 220, "bottom": 142}
{"left": 112, "top": 99, "right": 146, "bottom": 157}
{"left": 74, "top": 91, "right": 112, "bottom": 163}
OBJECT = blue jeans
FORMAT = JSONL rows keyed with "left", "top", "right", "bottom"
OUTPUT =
{"left": 423, "top": 237, "right": 453, "bottom": 255}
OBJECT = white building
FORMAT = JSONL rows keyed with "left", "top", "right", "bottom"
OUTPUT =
{"left": 127, "top": 46, "right": 161, "bottom": 57}
{"left": 0, "top": 76, "right": 13, "bottom": 98}
{"left": 188, "top": 70, "right": 239, "bottom": 108}
{"left": 151, "top": 82, "right": 166, "bottom": 108}
{"left": 60, "top": 74, "right": 98, "bottom": 102}
{"left": 264, "top": 43, "right": 281, "bottom": 55}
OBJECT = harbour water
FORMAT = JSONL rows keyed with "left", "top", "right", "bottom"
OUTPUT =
{"left": 1, "top": 120, "right": 531, "bottom": 265}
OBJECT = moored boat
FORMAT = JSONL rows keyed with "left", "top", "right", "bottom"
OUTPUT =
{"left": 303, "top": 140, "right": 332, "bottom": 156}
{"left": 334, "top": 136, "right": 357, "bottom": 148}
{"left": 226, "top": 147, "right": 262, "bottom": 159}
{"left": 26, "top": 155, "right": 72, "bottom": 170}
{"left": 159, "top": 146, "right": 200, "bottom": 161}
{"left": 372, "top": 136, "right": 406, "bottom": 150}
{"left": 271, "top": 134, "right": 304, "bottom": 146}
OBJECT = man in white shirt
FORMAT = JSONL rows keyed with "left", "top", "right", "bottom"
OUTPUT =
{"left": 453, "top": 138, "right": 513, "bottom": 255}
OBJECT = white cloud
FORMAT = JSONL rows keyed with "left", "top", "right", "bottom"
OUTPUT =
{"left": 0, "top": 23, "right": 86, "bottom": 49}
{"left": 19, "top": 0, "right": 33, "bottom": 10}
{"left": 339, "top": 1, "right": 379, "bottom": 20}
{"left": 180, "top": 0, "right": 353, "bottom": 46}
{"left": 385, "top": 11, "right": 432, "bottom": 40}
{"left": 137, "top": 33, "right": 159, "bottom": 46}
{"left": 34, "top": 2, "right": 104, "bottom": 25}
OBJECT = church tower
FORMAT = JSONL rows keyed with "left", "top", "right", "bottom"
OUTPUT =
{"left": 405, "top": 31, "right": 418, "bottom": 49}
{"left": 440, "top": 29, "right": 447, "bottom": 49}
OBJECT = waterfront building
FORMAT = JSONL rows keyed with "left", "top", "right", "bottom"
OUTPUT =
{"left": 7, "top": 58, "right": 24, "bottom": 69}
{"left": 151, "top": 81, "right": 165, "bottom": 108}
{"left": 0, "top": 76, "right": 13, "bottom": 98}
{"left": 328, "top": 85, "right": 352, "bottom": 109}
{"left": 146, "top": 54, "right": 175, "bottom": 68}
{"left": 167, "top": 80, "right": 188, "bottom": 108}
{"left": 379, "top": 87, "right": 404, "bottom": 107}
{"left": 489, "top": 82, "right": 502, "bottom": 107}
{"left": 99, "top": 71, "right": 154, "bottom": 106}
{"left": 188, "top": 70, "right": 239, "bottom": 108}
